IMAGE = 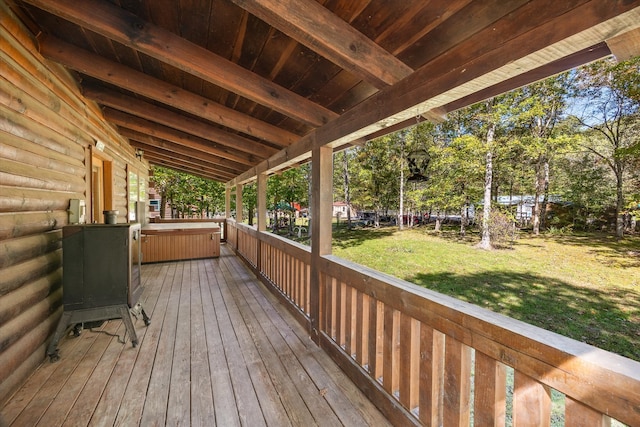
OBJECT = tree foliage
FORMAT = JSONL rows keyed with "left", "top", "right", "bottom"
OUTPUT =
{"left": 152, "top": 57, "right": 639, "bottom": 239}
{"left": 570, "top": 56, "right": 640, "bottom": 237}
{"left": 150, "top": 166, "right": 224, "bottom": 218}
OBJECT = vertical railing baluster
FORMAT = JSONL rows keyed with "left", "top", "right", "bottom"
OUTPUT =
{"left": 443, "top": 337, "right": 472, "bottom": 426}
{"left": 474, "top": 351, "right": 507, "bottom": 427}
{"left": 513, "top": 371, "right": 551, "bottom": 427}
{"left": 565, "top": 396, "right": 610, "bottom": 427}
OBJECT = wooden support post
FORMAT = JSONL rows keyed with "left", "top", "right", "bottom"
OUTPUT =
{"left": 309, "top": 145, "right": 332, "bottom": 342}
{"left": 235, "top": 183, "right": 243, "bottom": 223}
{"left": 256, "top": 173, "right": 267, "bottom": 273}
{"left": 257, "top": 174, "right": 267, "bottom": 233}
{"left": 225, "top": 186, "right": 231, "bottom": 219}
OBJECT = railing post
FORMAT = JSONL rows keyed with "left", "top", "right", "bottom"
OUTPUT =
{"left": 310, "top": 145, "right": 332, "bottom": 342}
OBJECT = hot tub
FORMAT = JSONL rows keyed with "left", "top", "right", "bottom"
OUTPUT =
{"left": 141, "top": 222, "right": 221, "bottom": 263}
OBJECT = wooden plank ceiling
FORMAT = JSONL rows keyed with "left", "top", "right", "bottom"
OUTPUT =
{"left": 11, "top": 0, "right": 640, "bottom": 182}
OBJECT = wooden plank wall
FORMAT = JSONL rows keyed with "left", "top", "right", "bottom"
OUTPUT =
{"left": 0, "top": 0, "right": 148, "bottom": 405}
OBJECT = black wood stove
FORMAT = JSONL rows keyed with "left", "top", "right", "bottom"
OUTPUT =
{"left": 47, "top": 224, "right": 150, "bottom": 362}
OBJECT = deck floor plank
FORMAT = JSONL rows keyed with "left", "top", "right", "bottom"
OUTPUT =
{"left": 189, "top": 260, "right": 215, "bottom": 427}
{"left": 166, "top": 262, "right": 194, "bottom": 425}
{"left": 111, "top": 262, "right": 174, "bottom": 426}
{"left": 218, "top": 255, "right": 316, "bottom": 426}
{"left": 0, "top": 315, "right": 87, "bottom": 425}
{"left": 10, "top": 323, "right": 102, "bottom": 426}
{"left": 2, "top": 245, "right": 389, "bottom": 426}
{"left": 139, "top": 262, "right": 183, "bottom": 426}
{"left": 228, "top": 253, "right": 392, "bottom": 427}
{"left": 37, "top": 319, "right": 121, "bottom": 426}
{"left": 220, "top": 253, "right": 341, "bottom": 425}
{"left": 62, "top": 266, "right": 160, "bottom": 427}
{"left": 200, "top": 259, "right": 241, "bottom": 427}
{"left": 210, "top": 255, "right": 287, "bottom": 427}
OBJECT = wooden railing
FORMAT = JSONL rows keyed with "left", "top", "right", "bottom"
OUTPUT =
{"left": 226, "top": 220, "right": 640, "bottom": 427}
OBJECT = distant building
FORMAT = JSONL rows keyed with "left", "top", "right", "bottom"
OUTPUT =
{"left": 333, "top": 202, "right": 356, "bottom": 218}
{"left": 494, "top": 195, "right": 566, "bottom": 222}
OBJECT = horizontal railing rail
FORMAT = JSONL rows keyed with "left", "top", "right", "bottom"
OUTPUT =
{"left": 226, "top": 219, "right": 640, "bottom": 426}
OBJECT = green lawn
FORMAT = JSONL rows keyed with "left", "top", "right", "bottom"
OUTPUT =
{"left": 332, "top": 226, "right": 640, "bottom": 361}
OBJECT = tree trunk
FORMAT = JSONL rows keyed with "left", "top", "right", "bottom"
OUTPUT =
{"left": 615, "top": 165, "right": 624, "bottom": 239}
{"left": 160, "top": 193, "right": 166, "bottom": 219}
{"left": 540, "top": 159, "right": 550, "bottom": 231}
{"left": 343, "top": 151, "right": 352, "bottom": 229}
{"left": 478, "top": 123, "right": 495, "bottom": 250}
{"left": 460, "top": 204, "right": 467, "bottom": 237}
{"left": 532, "top": 158, "right": 543, "bottom": 235}
{"left": 398, "top": 140, "right": 405, "bottom": 231}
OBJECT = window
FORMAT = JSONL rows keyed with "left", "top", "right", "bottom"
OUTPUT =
{"left": 91, "top": 154, "right": 113, "bottom": 223}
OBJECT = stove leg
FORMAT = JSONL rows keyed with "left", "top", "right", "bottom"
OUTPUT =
{"left": 119, "top": 305, "right": 138, "bottom": 347}
{"left": 142, "top": 307, "right": 151, "bottom": 326}
{"left": 47, "top": 311, "right": 73, "bottom": 362}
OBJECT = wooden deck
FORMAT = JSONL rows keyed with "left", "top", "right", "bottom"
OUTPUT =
{"left": 1, "top": 245, "right": 390, "bottom": 426}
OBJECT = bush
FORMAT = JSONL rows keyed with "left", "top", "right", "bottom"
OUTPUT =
{"left": 489, "top": 209, "right": 518, "bottom": 248}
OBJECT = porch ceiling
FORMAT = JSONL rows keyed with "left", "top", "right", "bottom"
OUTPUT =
{"left": 11, "top": 0, "right": 640, "bottom": 183}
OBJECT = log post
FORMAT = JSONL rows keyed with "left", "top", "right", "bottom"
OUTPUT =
{"left": 256, "top": 173, "right": 267, "bottom": 272}
{"left": 309, "top": 145, "right": 332, "bottom": 342}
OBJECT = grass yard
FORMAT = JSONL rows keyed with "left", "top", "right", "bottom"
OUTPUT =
{"left": 332, "top": 226, "right": 640, "bottom": 362}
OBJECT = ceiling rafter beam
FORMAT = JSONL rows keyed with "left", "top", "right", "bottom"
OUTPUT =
{"left": 144, "top": 155, "right": 230, "bottom": 182}
{"left": 606, "top": 27, "right": 640, "bottom": 61}
{"left": 103, "top": 108, "right": 257, "bottom": 167}
{"left": 229, "top": 0, "right": 413, "bottom": 89}
{"left": 22, "top": 0, "right": 338, "bottom": 127}
{"left": 232, "top": 2, "right": 640, "bottom": 186}
{"left": 83, "top": 85, "right": 279, "bottom": 159}
{"left": 119, "top": 128, "right": 246, "bottom": 176}
{"left": 130, "top": 140, "right": 237, "bottom": 181}
{"left": 39, "top": 36, "right": 298, "bottom": 147}
{"left": 364, "top": 42, "right": 612, "bottom": 142}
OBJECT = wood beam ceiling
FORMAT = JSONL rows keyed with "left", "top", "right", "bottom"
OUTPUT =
{"left": 21, "top": 0, "right": 339, "bottom": 127}
{"left": 103, "top": 108, "right": 256, "bottom": 167}
{"left": 607, "top": 27, "right": 640, "bottom": 61}
{"left": 365, "top": 42, "right": 613, "bottom": 142}
{"left": 142, "top": 155, "right": 232, "bottom": 182}
{"left": 228, "top": 0, "right": 414, "bottom": 89}
{"left": 82, "top": 86, "right": 279, "bottom": 159}
{"left": 38, "top": 36, "right": 298, "bottom": 147}
{"left": 122, "top": 129, "right": 244, "bottom": 176}
{"left": 233, "top": 1, "right": 640, "bottom": 184}
{"left": 129, "top": 140, "right": 236, "bottom": 182}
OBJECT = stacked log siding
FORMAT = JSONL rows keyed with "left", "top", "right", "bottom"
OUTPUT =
{"left": 0, "top": 2, "right": 148, "bottom": 404}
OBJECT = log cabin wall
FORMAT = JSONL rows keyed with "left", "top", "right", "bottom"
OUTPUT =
{"left": 0, "top": 1, "right": 148, "bottom": 404}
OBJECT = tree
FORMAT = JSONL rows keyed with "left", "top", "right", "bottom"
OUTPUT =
{"left": 334, "top": 149, "right": 355, "bottom": 228}
{"left": 150, "top": 166, "right": 224, "bottom": 219}
{"left": 510, "top": 73, "right": 573, "bottom": 234}
{"left": 150, "top": 166, "right": 178, "bottom": 219}
{"left": 463, "top": 98, "right": 507, "bottom": 250}
{"left": 268, "top": 165, "right": 309, "bottom": 233}
{"left": 243, "top": 183, "right": 257, "bottom": 225}
{"left": 354, "top": 137, "right": 400, "bottom": 226}
{"left": 478, "top": 121, "right": 496, "bottom": 249}
{"left": 571, "top": 56, "right": 640, "bottom": 238}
